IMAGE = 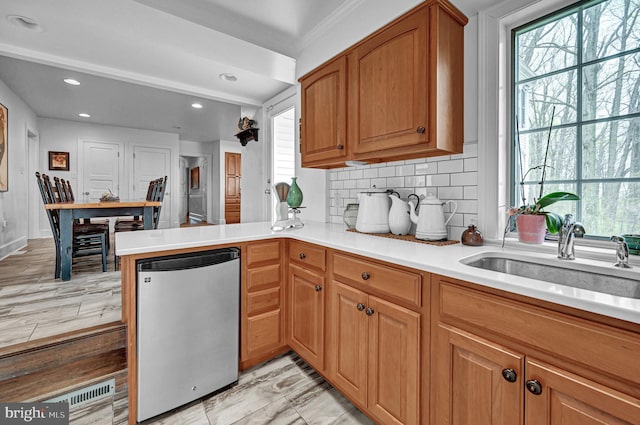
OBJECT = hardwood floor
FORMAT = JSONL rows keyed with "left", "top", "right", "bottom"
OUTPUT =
{"left": 69, "top": 352, "right": 374, "bottom": 425}
{"left": 0, "top": 238, "right": 121, "bottom": 349}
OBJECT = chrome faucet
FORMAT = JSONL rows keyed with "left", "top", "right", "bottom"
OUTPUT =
{"left": 557, "top": 214, "right": 585, "bottom": 260}
{"left": 611, "top": 236, "right": 632, "bottom": 268}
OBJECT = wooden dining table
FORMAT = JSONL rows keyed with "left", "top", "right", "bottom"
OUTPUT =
{"left": 45, "top": 200, "right": 161, "bottom": 281}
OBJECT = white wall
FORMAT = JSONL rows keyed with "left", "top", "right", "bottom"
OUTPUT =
{"left": 37, "top": 118, "right": 180, "bottom": 234}
{"left": 0, "top": 79, "right": 39, "bottom": 259}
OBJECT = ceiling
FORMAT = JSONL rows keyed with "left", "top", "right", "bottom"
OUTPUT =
{"left": 0, "top": 0, "right": 504, "bottom": 142}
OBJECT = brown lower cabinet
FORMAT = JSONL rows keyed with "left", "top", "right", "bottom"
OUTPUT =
{"left": 240, "top": 240, "right": 287, "bottom": 369}
{"left": 330, "top": 281, "right": 421, "bottom": 425}
{"left": 432, "top": 276, "right": 640, "bottom": 425}
{"left": 123, "top": 240, "right": 640, "bottom": 425}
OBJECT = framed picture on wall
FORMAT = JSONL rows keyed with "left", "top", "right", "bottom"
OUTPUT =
{"left": 190, "top": 166, "right": 200, "bottom": 190}
{"left": 49, "top": 151, "right": 70, "bottom": 171}
{"left": 0, "top": 102, "right": 8, "bottom": 192}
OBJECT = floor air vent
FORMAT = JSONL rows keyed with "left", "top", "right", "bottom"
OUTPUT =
{"left": 45, "top": 378, "right": 115, "bottom": 408}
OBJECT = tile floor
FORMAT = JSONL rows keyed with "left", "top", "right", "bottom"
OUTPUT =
{"left": 0, "top": 239, "right": 121, "bottom": 348}
{"left": 69, "top": 352, "right": 374, "bottom": 425}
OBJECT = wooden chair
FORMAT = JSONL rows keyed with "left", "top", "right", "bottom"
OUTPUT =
{"left": 114, "top": 176, "right": 167, "bottom": 231}
{"left": 36, "top": 172, "right": 107, "bottom": 278}
{"left": 53, "top": 176, "right": 111, "bottom": 251}
{"left": 113, "top": 176, "right": 166, "bottom": 269}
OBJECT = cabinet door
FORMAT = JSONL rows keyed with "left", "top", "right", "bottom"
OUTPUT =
{"left": 525, "top": 359, "right": 640, "bottom": 425}
{"left": 300, "top": 56, "right": 348, "bottom": 167}
{"left": 330, "top": 282, "right": 368, "bottom": 406}
{"left": 288, "top": 264, "right": 325, "bottom": 370}
{"left": 433, "top": 324, "right": 524, "bottom": 425}
{"left": 350, "top": 7, "right": 428, "bottom": 157}
{"left": 367, "top": 296, "right": 421, "bottom": 425}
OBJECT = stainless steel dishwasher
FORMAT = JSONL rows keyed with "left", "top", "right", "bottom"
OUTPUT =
{"left": 136, "top": 248, "right": 240, "bottom": 422}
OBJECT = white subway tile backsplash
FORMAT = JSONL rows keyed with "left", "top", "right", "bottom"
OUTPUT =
{"left": 438, "top": 186, "right": 464, "bottom": 200}
{"left": 396, "top": 164, "right": 415, "bottom": 176}
{"left": 386, "top": 176, "right": 405, "bottom": 188}
{"left": 370, "top": 178, "right": 387, "bottom": 188}
{"left": 464, "top": 157, "right": 478, "bottom": 172}
{"left": 437, "top": 159, "right": 464, "bottom": 174}
{"left": 379, "top": 166, "right": 396, "bottom": 177}
{"left": 453, "top": 200, "right": 478, "bottom": 214}
{"left": 349, "top": 169, "right": 364, "bottom": 180}
{"left": 331, "top": 180, "right": 344, "bottom": 189}
{"left": 328, "top": 151, "right": 479, "bottom": 227}
{"left": 451, "top": 172, "right": 478, "bottom": 186}
{"left": 430, "top": 174, "right": 450, "bottom": 186}
{"left": 463, "top": 186, "right": 477, "bottom": 200}
{"left": 363, "top": 168, "right": 378, "bottom": 178}
{"left": 357, "top": 179, "right": 372, "bottom": 189}
{"left": 404, "top": 175, "right": 426, "bottom": 187}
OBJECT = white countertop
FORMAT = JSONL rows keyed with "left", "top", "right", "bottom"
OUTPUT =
{"left": 116, "top": 221, "right": 640, "bottom": 325}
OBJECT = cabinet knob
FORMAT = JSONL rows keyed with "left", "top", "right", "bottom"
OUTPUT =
{"left": 357, "top": 303, "right": 365, "bottom": 311}
{"left": 361, "top": 272, "right": 370, "bottom": 281}
{"left": 365, "top": 307, "right": 374, "bottom": 316}
{"left": 502, "top": 368, "right": 517, "bottom": 383}
{"left": 314, "top": 285, "right": 322, "bottom": 292}
{"left": 337, "top": 144, "right": 344, "bottom": 150}
{"left": 525, "top": 379, "right": 543, "bottom": 395}
{"left": 299, "top": 253, "right": 306, "bottom": 260}
{"left": 416, "top": 126, "right": 426, "bottom": 134}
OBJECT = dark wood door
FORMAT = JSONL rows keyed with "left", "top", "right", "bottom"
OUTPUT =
{"left": 225, "top": 152, "right": 241, "bottom": 224}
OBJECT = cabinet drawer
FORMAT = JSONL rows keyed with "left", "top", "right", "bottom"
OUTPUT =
{"left": 246, "top": 264, "right": 281, "bottom": 292}
{"left": 438, "top": 281, "right": 640, "bottom": 385}
{"left": 247, "top": 287, "right": 281, "bottom": 316}
{"left": 246, "top": 309, "right": 282, "bottom": 356}
{"left": 246, "top": 240, "right": 281, "bottom": 267}
{"left": 289, "top": 241, "right": 326, "bottom": 272}
{"left": 333, "top": 253, "right": 421, "bottom": 308}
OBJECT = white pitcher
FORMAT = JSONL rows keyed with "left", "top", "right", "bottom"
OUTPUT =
{"left": 388, "top": 194, "right": 414, "bottom": 235}
{"left": 409, "top": 194, "right": 457, "bottom": 240}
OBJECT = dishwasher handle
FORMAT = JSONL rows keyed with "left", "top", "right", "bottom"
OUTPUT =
{"left": 137, "top": 248, "right": 240, "bottom": 272}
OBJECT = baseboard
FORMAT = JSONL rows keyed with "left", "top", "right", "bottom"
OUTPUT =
{"left": 0, "top": 236, "right": 27, "bottom": 262}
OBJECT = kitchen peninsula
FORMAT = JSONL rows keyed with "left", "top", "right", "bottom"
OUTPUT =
{"left": 117, "top": 222, "right": 640, "bottom": 425}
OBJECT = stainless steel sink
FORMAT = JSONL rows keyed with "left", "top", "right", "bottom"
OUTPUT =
{"left": 461, "top": 253, "right": 640, "bottom": 299}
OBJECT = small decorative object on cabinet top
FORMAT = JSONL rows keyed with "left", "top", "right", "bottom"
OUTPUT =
{"left": 461, "top": 224, "right": 483, "bottom": 246}
{"left": 235, "top": 116, "right": 259, "bottom": 146}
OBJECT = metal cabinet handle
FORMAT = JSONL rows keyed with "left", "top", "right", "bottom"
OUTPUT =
{"left": 526, "top": 379, "right": 542, "bottom": 395}
{"left": 337, "top": 144, "right": 344, "bottom": 150}
{"left": 314, "top": 285, "right": 322, "bottom": 292}
{"left": 502, "top": 368, "right": 517, "bottom": 383}
{"left": 365, "top": 307, "right": 374, "bottom": 316}
{"left": 299, "top": 253, "right": 306, "bottom": 260}
{"left": 361, "top": 272, "right": 370, "bottom": 281}
{"left": 357, "top": 303, "right": 365, "bottom": 311}
{"left": 416, "top": 126, "right": 426, "bottom": 134}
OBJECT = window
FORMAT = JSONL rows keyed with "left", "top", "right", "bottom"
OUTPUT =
{"left": 512, "top": 0, "right": 640, "bottom": 238}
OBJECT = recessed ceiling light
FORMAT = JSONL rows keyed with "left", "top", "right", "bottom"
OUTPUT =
{"left": 78, "top": 113, "right": 91, "bottom": 118}
{"left": 64, "top": 78, "right": 80, "bottom": 86}
{"left": 6, "top": 15, "right": 43, "bottom": 32}
{"left": 219, "top": 73, "right": 238, "bottom": 82}
{"left": 191, "top": 103, "right": 203, "bottom": 109}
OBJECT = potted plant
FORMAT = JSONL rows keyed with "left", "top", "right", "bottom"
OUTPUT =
{"left": 506, "top": 108, "right": 579, "bottom": 244}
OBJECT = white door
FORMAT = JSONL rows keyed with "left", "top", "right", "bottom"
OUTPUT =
{"left": 133, "top": 145, "right": 171, "bottom": 228}
{"left": 179, "top": 157, "right": 188, "bottom": 225}
{"left": 81, "top": 140, "right": 122, "bottom": 202}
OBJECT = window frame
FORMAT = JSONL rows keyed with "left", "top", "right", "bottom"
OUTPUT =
{"left": 509, "top": 0, "right": 640, "bottom": 240}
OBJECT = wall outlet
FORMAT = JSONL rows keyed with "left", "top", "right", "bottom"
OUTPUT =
{"left": 2, "top": 220, "right": 7, "bottom": 228}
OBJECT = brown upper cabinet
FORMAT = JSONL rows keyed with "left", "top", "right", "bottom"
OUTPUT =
{"left": 299, "top": 0, "right": 468, "bottom": 168}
